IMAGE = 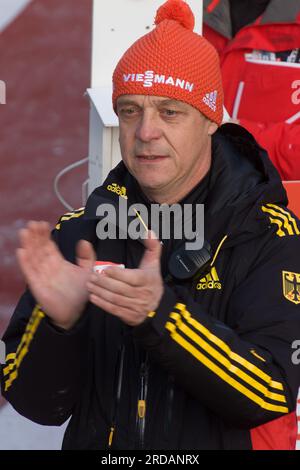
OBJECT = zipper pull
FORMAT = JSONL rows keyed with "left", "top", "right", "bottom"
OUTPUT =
{"left": 135, "top": 353, "right": 149, "bottom": 449}
{"left": 108, "top": 426, "right": 115, "bottom": 448}
{"left": 138, "top": 399, "right": 146, "bottom": 418}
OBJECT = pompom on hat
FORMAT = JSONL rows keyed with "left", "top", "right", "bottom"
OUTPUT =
{"left": 112, "top": 0, "right": 223, "bottom": 125}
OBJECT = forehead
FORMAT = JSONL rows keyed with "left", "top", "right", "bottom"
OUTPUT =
{"left": 116, "top": 94, "right": 189, "bottom": 109}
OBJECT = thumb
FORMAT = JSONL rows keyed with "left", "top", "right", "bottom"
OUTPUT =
{"left": 76, "top": 240, "right": 96, "bottom": 270}
{"left": 139, "top": 230, "right": 162, "bottom": 270}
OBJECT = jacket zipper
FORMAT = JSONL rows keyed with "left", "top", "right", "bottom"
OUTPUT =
{"left": 164, "top": 375, "right": 175, "bottom": 440}
{"left": 107, "top": 342, "right": 125, "bottom": 449}
{"left": 135, "top": 353, "right": 149, "bottom": 449}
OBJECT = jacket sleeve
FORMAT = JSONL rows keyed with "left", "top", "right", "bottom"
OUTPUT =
{"left": 133, "top": 235, "right": 300, "bottom": 429}
{"left": 0, "top": 214, "right": 90, "bottom": 426}
{"left": 239, "top": 119, "right": 300, "bottom": 181}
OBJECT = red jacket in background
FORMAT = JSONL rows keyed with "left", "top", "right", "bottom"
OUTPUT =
{"left": 250, "top": 412, "right": 297, "bottom": 450}
{"left": 203, "top": 0, "right": 300, "bottom": 181}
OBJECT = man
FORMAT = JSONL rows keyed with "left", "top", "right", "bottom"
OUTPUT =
{"left": 203, "top": 0, "right": 300, "bottom": 181}
{"left": 1, "top": 0, "right": 300, "bottom": 450}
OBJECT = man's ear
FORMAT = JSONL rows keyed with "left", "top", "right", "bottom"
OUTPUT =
{"left": 208, "top": 121, "right": 218, "bottom": 136}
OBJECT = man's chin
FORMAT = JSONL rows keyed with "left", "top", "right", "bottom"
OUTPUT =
{"left": 137, "top": 179, "right": 167, "bottom": 194}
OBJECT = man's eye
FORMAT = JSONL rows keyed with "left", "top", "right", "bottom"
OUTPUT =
{"left": 120, "top": 107, "right": 136, "bottom": 115}
{"left": 163, "top": 109, "right": 177, "bottom": 116}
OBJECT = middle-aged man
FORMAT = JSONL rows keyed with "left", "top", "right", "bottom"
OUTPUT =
{"left": 1, "top": 0, "right": 300, "bottom": 450}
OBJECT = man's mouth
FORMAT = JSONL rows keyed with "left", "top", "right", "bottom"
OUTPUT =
{"left": 136, "top": 155, "right": 168, "bottom": 161}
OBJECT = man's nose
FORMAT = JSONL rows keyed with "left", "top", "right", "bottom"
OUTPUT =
{"left": 135, "top": 113, "right": 162, "bottom": 142}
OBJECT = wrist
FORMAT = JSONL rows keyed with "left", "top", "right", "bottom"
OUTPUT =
{"left": 49, "top": 315, "right": 82, "bottom": 331}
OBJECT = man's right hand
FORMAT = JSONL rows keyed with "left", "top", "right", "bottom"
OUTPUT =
{"left": 16, "top": 221, "right": 96, "bottom": 330}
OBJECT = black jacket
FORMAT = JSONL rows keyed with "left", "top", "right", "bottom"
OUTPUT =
{"left": 1, "top": 124, "right": 300, "bottom": 449}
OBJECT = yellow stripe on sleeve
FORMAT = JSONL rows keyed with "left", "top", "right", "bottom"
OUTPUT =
{"left": 165, "top": 321, "right": 288, "bottom": 414}
{"left": 262, "top": 206, "right": 294, "bottom": 236}
{"left": 169, "top": 312, "right": 286, "bottom": 404}
{"left": 266, "top": 204, "right": 300, "bottom": 235}
{"left": 4, "top": 306, "right": 45, "bottom": 392}
{"left": 175, "top": 303, "right": 284, "bottom": 391}
{"left": 56, "top": 208, "right": 85, "bottom": 230}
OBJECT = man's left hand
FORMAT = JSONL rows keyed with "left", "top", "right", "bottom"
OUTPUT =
{"left": 87, "top": 231, "right": 163, "bottom": 326}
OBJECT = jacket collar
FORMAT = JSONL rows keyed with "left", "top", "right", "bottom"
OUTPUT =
{"left": 204, "top": 124, "right": 287, "bottom": 247}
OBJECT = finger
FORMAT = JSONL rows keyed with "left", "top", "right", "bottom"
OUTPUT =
{"left": 35, "top": 222, "right": 54, "bottom": 262}
{"left": 36, "top": 221, "right": 52, "bottom": 242}
{"left": 27, "top": 220, "right": 50, "bottom": 234}
{"left": 88, "top": 272, "right": 136, "bottom": 298}
{"left": 41, "top": 240, "right": 65, "bottom": 279}
{"left": 76, "top": 240, "right": 96, "bottom": 270}
{"left": 34, "top": 222, "right": 58, "bottom": 259}
{"left": 19, "top": 222, "right": 63, "bottom": 278}
{"left": 103, "top": 266, "right": 143, "bottom": 286}
{"left": 27, "top": 221, "right": 48, "bottom": 246}
{"left": 20, "top": 221, "right": 50, "bottom": 256}
{"left": 17, "top": 231, "right": 55, "bottom": 279}
{"left": 139, "top": 230, "right": 162, "bottom": 270}
{"left": 16, "top": 248, "right": 52, "bottom": 304}
{"left": 18, "top": 228, "right": 41, "bottom": 269}
{"left": 87, "top": 281, "right": 141, "bottom": 309}
{"left": 23, "top": 221, "right": 60, "bottom": 266}
{"left": 16, "top": 248, "right": 42, "bottom": 284}
{"left": 19, "top": 228, "right": 31, "bottom": 250}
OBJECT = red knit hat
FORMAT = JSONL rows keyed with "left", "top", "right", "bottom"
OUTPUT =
{"left": 112, "top": 0, "right": 223, "bottom": 125}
